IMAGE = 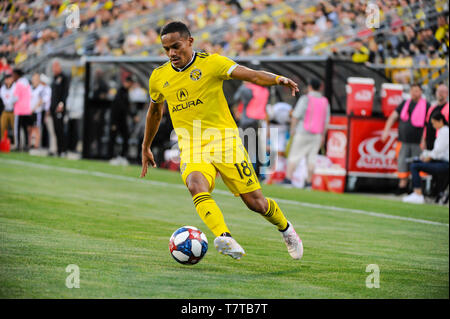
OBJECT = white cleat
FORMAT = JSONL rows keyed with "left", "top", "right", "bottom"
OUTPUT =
{"left": 214, "top": 235, "right": 246, "bottom": 260}
{"left": 281, "top": 221, "right": 303, "bottom": 260}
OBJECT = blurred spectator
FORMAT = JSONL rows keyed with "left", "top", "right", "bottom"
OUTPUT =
{"left": 285, "top": 78, "right": 330, "bottom": 187}
{"left": 266, "top": 100, "right": 292, "bottom": 157}
{"left": 39, "top": 74, "right": 52, "bottom": 152}
{"left": 404, "top": 112, "right": 449, "bottom": 204}
{"left": 367, "top": 38, "right": 382, "bottom": 64}
{"left": 93, "top": 35, "right": 112, "bottom": 56}
{"left": 382, "top": 83, "right": 430, "bottom": 195}
{"left": 39, "top": 73, "right": 53, "bottom": 151}
{"left": 0, "top": 72, "right": 15, "bottom": 143}
{"left": 29, "top": 73, "right": 45, "bottom": 149}
{"left": 91, "top": 68, "right": 110, "bottom": 155}
{"left": 398, "top": 26, "right": 418, "bottom": 56}
{"left": 123, "top": 28, "right": 148, "bottom": 55}
{"left": 12, "top": 68, "right": 32, "bottom": 151}
{"left": 234, "top": 81, "right": 269, "bottom": 177}
{"left": 50, "top": 60, "right": 70, "bottom": 156}
{"left": 108, "top": 75, "right": 133, "bottom": 165}
{"left": 264, "top": 99, "right": 292, "bottom": 183}
{"left": 418, "top": 27, "right": 440, "bottom": 52}
{"left": 422, "top": 83, "right": 449, "bottom": 150}
{"left": 66, "top": 65, "right": 85, "bottom": 155}
{"left": 351, "top": 39, "right": 370, "bottom": 63}
{"left": 435, "top": 14, "right": 449, "bottom": 43}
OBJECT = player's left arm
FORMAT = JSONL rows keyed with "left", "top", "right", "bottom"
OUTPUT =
{"left": 230, "top": 65, "right": 299, "bottom": 96}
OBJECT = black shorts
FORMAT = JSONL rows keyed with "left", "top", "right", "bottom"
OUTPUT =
{"left": 31, "top": 112, "right": 42, "bottom": 128}
{"left": 18, "top": 114, "right": 33, "bottom": 127}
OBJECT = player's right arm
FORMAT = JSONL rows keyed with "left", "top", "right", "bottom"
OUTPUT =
{"left": 141, "top": 70, "right": 165, "bottom": 178}
{"left": 140, "top": 100, "right": 164, "bottom": 177}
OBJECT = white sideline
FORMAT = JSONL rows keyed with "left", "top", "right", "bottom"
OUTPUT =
{"left": 1, "top": 158, "right": 448, "bottom": 227}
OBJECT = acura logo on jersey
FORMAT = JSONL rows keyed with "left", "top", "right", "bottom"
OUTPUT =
{"left": 190, "top": 69, "right": 202, "bottom": 81}
{"left": 172, "top": 98, "right": 203, "bottom": 112}
{"left": 177, "top": 88, "right": 189, "bottom": 101}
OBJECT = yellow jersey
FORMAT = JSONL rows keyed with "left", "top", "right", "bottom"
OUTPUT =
{"left": 149, "top": 52, "right": 240, "bottom": 162}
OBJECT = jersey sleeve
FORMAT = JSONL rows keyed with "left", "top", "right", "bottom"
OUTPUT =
{"left": 211, "top": 54, "right": 238, "bottom": 80}
{"left": 148, "top": 70, "right": 165, "bottom": 103}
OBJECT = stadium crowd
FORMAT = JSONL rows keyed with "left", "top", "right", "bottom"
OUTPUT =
{"left": 1, "top": 0, "right": 448, "bottom": 80}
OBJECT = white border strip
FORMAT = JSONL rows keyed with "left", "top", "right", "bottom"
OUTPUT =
{"left": 1, "top": 158, "right": 448, "bottom": 227}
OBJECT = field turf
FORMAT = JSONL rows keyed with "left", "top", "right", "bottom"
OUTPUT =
{"left": 0, "top": 152, "right": 448, "bottom": 298}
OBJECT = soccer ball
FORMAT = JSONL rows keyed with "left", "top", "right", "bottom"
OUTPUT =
{"left": 169, "top": 226, "right": 208, "bottom": 265}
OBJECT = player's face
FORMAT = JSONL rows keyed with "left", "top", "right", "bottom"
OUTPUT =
{"left": 161, "top": 32, "right": 194, "bottom": 69}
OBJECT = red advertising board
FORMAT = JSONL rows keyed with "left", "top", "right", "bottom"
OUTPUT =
{"left": 347, "top": 117, "right": 398, "bottom": 176}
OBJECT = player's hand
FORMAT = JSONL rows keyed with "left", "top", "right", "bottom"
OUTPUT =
{"left": 277, "top": 76, "right": 299, "bottom": 96}
{"left": 140, "top": 146, "right": 156, "bottom": 178}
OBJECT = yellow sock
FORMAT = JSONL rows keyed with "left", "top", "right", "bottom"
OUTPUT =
{"left": 193, "top": 192, "right": 230, "bottom": 237}
{"left": 263, "top": 198, "right": 288, "bottom": 231}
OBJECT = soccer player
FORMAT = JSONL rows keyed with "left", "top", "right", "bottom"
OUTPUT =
{"left": 140, "top": 21, "right": 303, "bottom": 260}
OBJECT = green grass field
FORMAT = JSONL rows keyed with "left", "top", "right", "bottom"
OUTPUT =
{"left": 0, "top": 152, "right": 448, "bottom": 298}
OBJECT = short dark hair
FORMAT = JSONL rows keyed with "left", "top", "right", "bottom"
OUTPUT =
{"left": 431, "top": 112, "right": 447, "bottom": 124}
{"left": 309, "top": 78, "right": 321, "bottom": 91}
{"left": 410, "top": 83, "right": 422, "bottom": 90}
{"left": 12, "top": 68, "right": 24, "bottom": 77}
{"left": 160, "top": 21, "right": 191, "bottom": 38}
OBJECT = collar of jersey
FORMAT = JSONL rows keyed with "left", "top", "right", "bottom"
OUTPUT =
{"left": 171, "top": 51, "right": 197, "bottom": 72}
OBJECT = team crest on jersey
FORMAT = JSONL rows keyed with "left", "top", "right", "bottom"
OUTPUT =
{"left": 190, "top": 69, "right": 202, "bottom": 81}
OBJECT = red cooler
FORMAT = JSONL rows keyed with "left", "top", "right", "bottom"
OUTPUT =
{"left": 326, "top": 116, "right": 348, "bottom": 169}
{"left": 381, "top": 83, "right": 403, "bottom": 117}
{"left": 346, "top": 77, "right": 375, "bottom": 116}
{"left": 312, "top": 167, "right": 347, "bottom": 193}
